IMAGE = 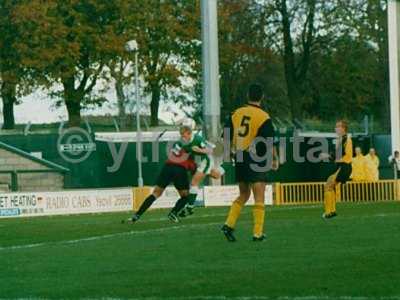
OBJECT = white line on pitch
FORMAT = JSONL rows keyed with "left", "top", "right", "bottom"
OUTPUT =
{"left": 117, "top": 205, "right": 323, "bottom": 224}
{"left": 2, "top": 207, "right": 398, "bottom": 252}
{"left": 0, "top": 222, "right": 223, "bottom": 252}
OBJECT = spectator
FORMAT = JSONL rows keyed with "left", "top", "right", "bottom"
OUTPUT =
{"left": 388, "top": 150, "right": 400, "bottom": 179}
{"left": 351, "top": 147, "right": 367, "bottom": 181}
{"left": 365, "top": 148, "right": 380, "bottom": 181}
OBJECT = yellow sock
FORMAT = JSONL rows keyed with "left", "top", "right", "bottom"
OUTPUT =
{"left": 253, "top": 203, "right": 265, "bottom": 237}
{"left": 331, "top": 189, "right": 337, "bottom": 213}
{"left": 225, "top": 198, "right": 245, "bottom": 229}
{"left": 324, "top": 191, "right": 332, "bottom": 215}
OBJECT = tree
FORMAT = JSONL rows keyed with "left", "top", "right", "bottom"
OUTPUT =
{"left": 217, "top": 0, "right": 288, "bottom": 118}
{"left": 13, "top": 0, "right": 126, "bottom": 126}
{"left": 109, "top": 59, "right": 131, "bottom": 130}
{"left": 345, "top": 0, "right": 389, "bottom": 130}
{"left": 266, "top": 0, "right": 317, "bottom": 120}
{"left": 308, "top": 36, "right": 379, "bottom": 119}
{"left": 303, "top": 0, "right": 389, "bottom": 128}
{"left": 0, "top": 0, "right": 25, "bottom": 129}
{"left": 123, "top": 0, "right": 200, "bottom": 126}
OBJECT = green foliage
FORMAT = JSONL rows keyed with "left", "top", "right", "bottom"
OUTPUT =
{"left": 0, "top": 0, "right": 29, "bottom": 129}
{"left": 303, "top": 0, "right": 389, "bottom": 128}
{"left": 0, "top": 0, "right": 392, "bottom": 131}
{"left": 123, "top": 0, "right": 201, "bottom": 126}
{"left": 12, "top": 0, "right": 127, "bottom": 125}
{"left": 214, "top": 0, "right": 389, "bottom": 130}
{"left": 217, "top": 1, "right": 290, "bottom": 117}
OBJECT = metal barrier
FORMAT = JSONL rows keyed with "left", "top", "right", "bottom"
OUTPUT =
{"left": 340, "top": 180, "right": 400, "bottom": 203}
{"left": 275, "top": 180, "right": 400, "bottom": 205}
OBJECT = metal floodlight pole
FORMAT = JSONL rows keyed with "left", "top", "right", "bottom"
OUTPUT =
{"left": 388, "top": 0, "right": 400, "bottom": 154}
{"left": 126, "top": 40, "right": 143, "bottom": 187}
{"left": 135, "top": 52, "right": 144, "bottom": 187}
{"left": 201, "top": 0, "right": 221, "bottom": 143}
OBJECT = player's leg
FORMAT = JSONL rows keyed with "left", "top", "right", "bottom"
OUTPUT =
{"left": 131, "top": 186, "right": 165, "bottom": 222}
{"left": 182, "top": 165, "right": 226, "bottom": 217}
{"left": 222, "top": 182, "right": 251, "bottom": 242}
{"left": 206, "top": 154, "right": 225, "bottom": 180}
{"left": 209, "top": 166, "right": 225, "bottom": 179}
{"left": 130, "top": 164, "right": 171, "bottom": 222}
{"left": 179, "top": 156, "right": 213, "bottom": 217}
{"left": 330, "top": 164, "right": 352, "bottom": 216}
{"left": 221, "top": 155, "right": 251, "bottom": 242}
{"left": 183, "top": 157, "right": 226, "bottom": 216}
{"left": 225, "top": 182, "right": 251, "bottom": 228}
{"left": 323, "top": 171, "right": 338, "bottom": 218}
{"left": 167, "top": 166, "right": 191, "bottom": 222}
{"left": 251, "top": 182, "right": 266, "bottom": 241}
{"left": 179, "top": 186, "right": 201, "bottom": 217}
{"left": 168, "top": 189, "right": 190, "bottom": 223}
{"left": 183, "top": 171, "right": 206, "bottom": 216}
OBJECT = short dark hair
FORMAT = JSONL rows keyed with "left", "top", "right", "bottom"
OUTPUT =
{"left": 248, "top": 83, "right": 264, "bottom": 102}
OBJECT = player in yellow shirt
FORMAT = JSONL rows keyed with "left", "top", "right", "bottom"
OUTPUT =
{"left": 351, "top": 147, "right": 367, "bottom": 181}
{"left": 222, "top": 83, "right": 278, "bottom": 242}
{"left": 322, "top": 120, "right": 353, "bottom": 219}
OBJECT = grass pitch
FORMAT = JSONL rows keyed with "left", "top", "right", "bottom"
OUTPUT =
{"left": 0, "top": 202, "right": 399, "bottom": 300}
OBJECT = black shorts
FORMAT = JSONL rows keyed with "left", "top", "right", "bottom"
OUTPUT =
{"left": 156, "top": 164, "right": 190, "bottom": 191}
{"left": 335, "top": 163, "right": 352, "bottom": 183}
{"left": 235, "top": 151, "right": 268, "bottom": 183}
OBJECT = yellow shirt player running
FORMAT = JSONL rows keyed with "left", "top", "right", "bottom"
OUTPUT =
{"left": 221, "top": 83, "right": 278, "bottom": 242}
{"left": 322, "top": 120, "right": 353, "bottom": 219}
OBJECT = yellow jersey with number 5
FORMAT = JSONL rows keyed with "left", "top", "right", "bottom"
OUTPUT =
{"left": 230, "top": 104, "right": 272, "bottom": 151}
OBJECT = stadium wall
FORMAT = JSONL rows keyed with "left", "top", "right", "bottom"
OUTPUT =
{"left": 1, "top": 132, "right": 396, "bottom": 190}
{"left": 0, "top": 142, "right": 68, "bottom": 192}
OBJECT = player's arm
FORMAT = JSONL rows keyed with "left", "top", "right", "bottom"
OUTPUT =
{"left": 191, "top": 134, "right": 213, "bottom": 155}
{"left": 272, "top": 146, "right": 279, "bottom": 170}
{"left": 192, "top": 146, "right": 213, "bottom": 155}
{"left": 171, "top": 141, "right": 182, "bottom": 155}
{"left": 170, "top": 141, "right": 189, "bottom": 159}
{"left": 336, "top": 138, "right": 353, "bottom": 163}
{"left": 257, "top": 118, "right": 279, "bottom": 169}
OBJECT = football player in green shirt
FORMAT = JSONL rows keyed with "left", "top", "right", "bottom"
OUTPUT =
{"left": 169, "top": 130, "right": 225, "bottom": 220}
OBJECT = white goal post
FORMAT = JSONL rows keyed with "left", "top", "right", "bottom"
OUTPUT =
{"left": 388, "top": 0, "right": 400, "bottom": 154}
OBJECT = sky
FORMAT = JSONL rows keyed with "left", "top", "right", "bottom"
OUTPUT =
{"left": 9, "top": 86, "right": 188, "bottom": 126}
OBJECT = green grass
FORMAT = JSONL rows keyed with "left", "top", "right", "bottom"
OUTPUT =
{"left": 0, "top": 202, "right": 399, "bottom": 300}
